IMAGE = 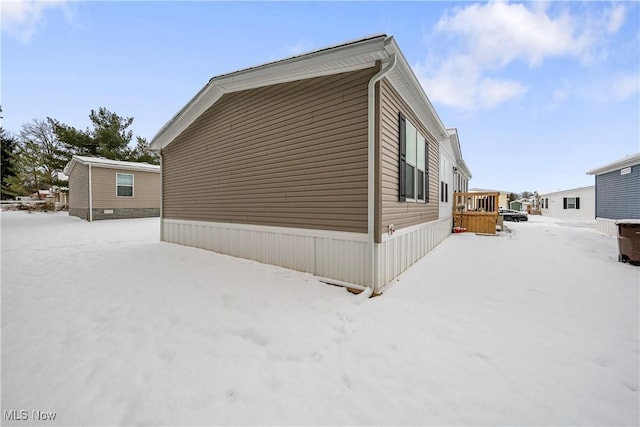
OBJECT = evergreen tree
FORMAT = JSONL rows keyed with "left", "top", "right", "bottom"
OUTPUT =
{"left": 1, "top": 128, "right": 19, "bottom": 199}
{"left": 4, "top": 139, "right": 48, "bottom": 196}
{"left": 130, "top": 136, "right": 159, "bottom": 165}
{"left": 50, "top": 107, "right": 135, "bottom": 161}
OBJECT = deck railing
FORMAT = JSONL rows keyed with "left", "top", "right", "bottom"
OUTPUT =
{"left": 453, "top": 192, "right": 500, "bottom": 235}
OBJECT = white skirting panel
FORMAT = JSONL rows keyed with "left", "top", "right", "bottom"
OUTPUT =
{"left": 595, "top": 217, "right": 618, "bottom": 237}
{"left": 162, "top": 218, "right": 453, "bottom": 293}
{"left": 162, "top": 219, "right": 370, "bottom": 287}
{"left": 375, "top": 217, "right": 452, "bottom": 290}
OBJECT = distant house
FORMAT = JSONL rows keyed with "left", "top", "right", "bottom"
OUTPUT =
{"left": 150, "top": 34, "right": 472, "bottom": 294}
{"left": 586, "top": 153, "right": 640, "bottom": 236}
{"left": 539, "top": 186, "right": 595, "bottom": 221}
{"left": 509, "top": 198, "right": 532, "bottom": 212}
{"left": 469, "top": 188, "right": 509, "bottom": 210}
{"left": 63, "top": 156, "right": 160, "bottom": 221}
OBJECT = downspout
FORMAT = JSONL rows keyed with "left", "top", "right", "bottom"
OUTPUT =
{"left": 159, "top": 151, "right": 164, "bottom": 241}
{"left": 367, "top": 52, "right": 397, "bottom": 294}
{"left": 88, "top": 164, "right": 93, "bottom": 222}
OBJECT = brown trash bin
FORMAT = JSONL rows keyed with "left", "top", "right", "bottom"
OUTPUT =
{"left": 616, "top": 220, "right": 640, "bottom": 266}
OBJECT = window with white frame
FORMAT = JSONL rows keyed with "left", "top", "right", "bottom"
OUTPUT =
{"left": 116, "top": 173, "right": 134, "bottom": 197}
{"left": 563, "top": 197, "right": 579, "bottom": 209}
{"left": 399, "top": 113, "right": 428, "bottom": 202}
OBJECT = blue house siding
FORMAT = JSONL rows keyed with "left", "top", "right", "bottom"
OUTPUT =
{"left": 595, "top": 163, "right": 640, "bottom": 220}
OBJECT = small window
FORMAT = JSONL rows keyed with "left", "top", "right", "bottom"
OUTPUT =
{"left": 116, "top": 173, "right": 134, "bottom": 197}
{"left": 563, "top": 197, "right": 580, "bottom": 209}
{"left": 440, "top": 181, "right": 449, "bottom": 203}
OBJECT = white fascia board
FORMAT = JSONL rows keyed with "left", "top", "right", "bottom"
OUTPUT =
{"left": 446, "top": 128, "right": 472, "bottom": 179}
{"left": 64, "top": 156, "right": 160, "bottom": 174}
{"left": 586, "top": 153, "right": 640, "bottom": 175}
{"left": 150, "top": 37, "right": 389, "bottom": 150}
{"left": 539, "top": 185, "right": 595, "bottom": 197}
{"left": 384, "top": 39, "right": 449, "bottom": 141}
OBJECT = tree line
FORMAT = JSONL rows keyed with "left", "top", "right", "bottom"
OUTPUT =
{"left": 1, "top": 107, "right": 159, "bottom": 199}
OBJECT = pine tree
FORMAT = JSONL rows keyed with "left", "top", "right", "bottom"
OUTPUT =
{"left": 1, "top": 128, "right": 19, "bottom": 199}
{"left": 50, "top": 107, "right": 135, "bottom": 161}
{"left": 130, "top": 136, "right": 159, "bottom": 165}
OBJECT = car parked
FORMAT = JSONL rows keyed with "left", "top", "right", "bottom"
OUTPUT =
{"left": 500, "top": 208, "right": 529, "bottom": 222}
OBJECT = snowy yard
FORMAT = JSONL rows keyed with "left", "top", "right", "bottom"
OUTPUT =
{"left": 1, "top": 211, "right": 638, "bottom": 426}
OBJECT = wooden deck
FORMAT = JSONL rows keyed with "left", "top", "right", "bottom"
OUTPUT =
{"left": 453, "top": 192, "right": 500, "bottom": 235}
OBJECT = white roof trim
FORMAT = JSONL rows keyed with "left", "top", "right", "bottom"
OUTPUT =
{"left": 150, "top": 34, "right": 453, "bottom": 151}
{"left": 469, "top": 188, "right": 510, "bottom": 194}
{"left": 63, "top": 155, "right": 160, "bottom": 175}
{"left": 586, "top": 153, "right": 640, "bottom": 176}
{"left": 538, "top": 185, "right": 595, "bottom": 197}
{"left": 446, "top": 128, "right": 472, "bottom": 179}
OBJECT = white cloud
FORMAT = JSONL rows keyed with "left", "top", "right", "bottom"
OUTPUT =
{"left": 416, "top": 54, "right": 527, "bottom": 110}
{"left": 433, "top": 1, "right": 589, "bottom": 67}
{"left": 611, "top": 74, "right": 640, "bottom": 102}
{"left": 417, "top": 1, "right": 627, "bottom": 110}
{"left": 1, "top": 0, "right": 74, "bottom": 43}
{"left": 607, "top": 4, "right": 626, "bottom": 34}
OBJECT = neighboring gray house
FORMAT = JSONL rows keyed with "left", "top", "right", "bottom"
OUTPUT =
{"left": 150, "top": 34, "right": 472, "bottom": 294}
{"left": 64, "top": 156, "right": 161, "bottom": 221}
{"left": 586, "top": 153, "right": 640, "bottom": 236}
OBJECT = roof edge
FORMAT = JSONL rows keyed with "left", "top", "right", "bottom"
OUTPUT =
{"left": 64, "top": 156, "right": 160, "bottom": 175}
{"left": 586, "top": 153, "right": 640, "bottom": 175}
{"left": 150, "top": 35, "right": 390, "bottom": 150}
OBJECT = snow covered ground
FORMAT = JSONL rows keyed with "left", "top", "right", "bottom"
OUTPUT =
{"left": 1, "top": 211, "right": 638, "bottom": 426}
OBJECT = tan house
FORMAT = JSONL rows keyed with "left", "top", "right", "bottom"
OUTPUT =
{"left": 64, "top": 156, "right": 160, "bottom": 221}
{"left": 150, "top": 34, "right": 471, "bottom": 294}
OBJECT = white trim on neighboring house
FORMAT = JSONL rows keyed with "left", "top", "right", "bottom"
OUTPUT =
{"left": 595, "top": 218, "right": 618, "bottom": 237}
{"left": 438, "top": 137, "right": 455, "bottom": 219}
{"left": 116, "top": 173, "right": 135, "bottom": 198}
{"left": 446, "top": 128, "right": 472, "bottom": 180}
{"left": 63, "top": 155, "right": 160, "bottom": 176}
{"left": 586, "top": 153, "right": 640, "bottom": 176}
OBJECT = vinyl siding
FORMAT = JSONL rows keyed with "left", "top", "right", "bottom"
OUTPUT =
{"left": 162, "top": 67, "right": 375, "bottom": 233}
{"left": 595, "top": 163, "right": 640, "bottom": 219}
{"left": 379, "top": 78, "right": 439, "bottom": 236}
{"left": 68, "top": 163, "right": 89, "bottom": 211}
{"left": 91, "top": 167, "right": 160, "bottom": 209}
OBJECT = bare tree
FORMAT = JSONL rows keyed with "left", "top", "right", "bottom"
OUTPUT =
{"left": 19, "top": 118, "right": 66, "bottom": 185}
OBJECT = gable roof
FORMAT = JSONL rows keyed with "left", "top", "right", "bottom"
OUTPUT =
{"left": 150, "top": 34, "right": 450, "bottom": 150}
{"left": 63, "top": 155, "right": 160, "bottom": 176}
{"left": 586, "top": 153, "right": 640, "bottom": 176}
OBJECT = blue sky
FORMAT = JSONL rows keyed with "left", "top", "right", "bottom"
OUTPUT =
{"left": 2, "top": 1, "right": 638, "bottom": 193}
